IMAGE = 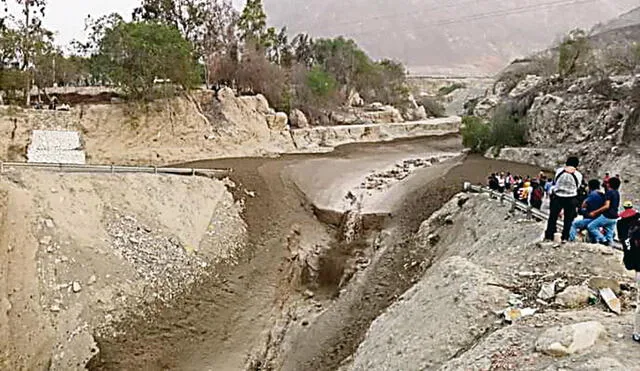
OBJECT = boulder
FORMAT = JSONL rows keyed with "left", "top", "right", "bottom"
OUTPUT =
{"left": 289, "top": 109, "right": 309, "bottom": 129}
{"left": 348, "top": 91, "right": 365, "bottom": 107}
{"left": 535, "top": 321, "right": 606, "bottom": 357}
{"left": 217, "top": 86, "right": 236, "bottom": 101}
{"left": 266, "top": 112, "right": 289, "bottom": 131}
{"left": 473, "top": 96, "right": 499, "bottom": 119}
{"left": 403, "top": 105, "right": 428, "bottom": 121}
{"left": 508, "top": 74, "right": 543, "bottom": 98}
{"left": 360, "top": 105, "right": 404, "bottom": 124}
{"left": 555, "top": 285, "right": 593, "bottom": 308}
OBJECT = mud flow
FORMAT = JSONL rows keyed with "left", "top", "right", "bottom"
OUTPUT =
{"left": 87, "top": 136, "right": 542, "bottom": 371}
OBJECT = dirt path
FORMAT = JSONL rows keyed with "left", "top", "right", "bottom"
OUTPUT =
{"left": 88, "top": 136, "right": 541, "bottom": 370}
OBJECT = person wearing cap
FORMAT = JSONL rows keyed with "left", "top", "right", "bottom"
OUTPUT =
{"left": 619, "top": 201, "right": 640, "bottom": 249}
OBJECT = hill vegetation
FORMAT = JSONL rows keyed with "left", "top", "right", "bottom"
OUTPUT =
{"left": 0, "top": 0, "right": 409, "bottom": 123}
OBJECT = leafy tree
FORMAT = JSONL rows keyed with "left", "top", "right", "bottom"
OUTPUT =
{"left": 238, "top": 0, "right": 267, "bottom": 43}
{"left": 291, "top": 33, "right": 314, "bottom": 67}
{"left": 305, "top": 66, "right": 337, "bottom": 97}
{"left": 1, "top": 0, "right": 48, "bottom": 104}
{"left": 133, "top": 0, "right": 238, "bottom": 86}
{"left": 92, "top": 21, "right": 199, "bottom": 100}
{"left": 461, "top": 116, "right": 491, "bottom": 153}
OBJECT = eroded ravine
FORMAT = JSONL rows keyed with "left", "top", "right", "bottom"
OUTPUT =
{"left": 87, "top": 136, "right": 541, "bottom": 370}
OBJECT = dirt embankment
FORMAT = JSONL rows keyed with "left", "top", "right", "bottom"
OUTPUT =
{"left": 348, "top": 193, "right": 640, "bottom": 370}
{"left": 83, "top": 133, "right": 542, "bottom": 371}
{"left": 0, "top": 88, "right": 460, "bottom": 166}
{"left": 0, "top": 170, "right": 244, "bottom": 370}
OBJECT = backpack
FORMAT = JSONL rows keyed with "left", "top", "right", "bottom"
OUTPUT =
{"left": 553, "top": 169, "right": 580, "bottom": 196}
{"left": 531, "top": 187, "right": 544, "bottom": 203}
{"left": 623, "top": 223, "right": 640, "bottom": 271}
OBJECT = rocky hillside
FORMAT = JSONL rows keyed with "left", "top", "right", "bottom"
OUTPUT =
{"left": 470, "top": 60, "right": 640, "bottom": 201}
{"left": 348, "top": 193, "right": 640, "bottom": 370}
{"left": 263, "top": 0, "right": 638, "bottom": 75}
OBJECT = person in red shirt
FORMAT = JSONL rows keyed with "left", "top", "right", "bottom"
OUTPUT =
{"left": 619, "top": 201, "right": 640, "bottom": 249}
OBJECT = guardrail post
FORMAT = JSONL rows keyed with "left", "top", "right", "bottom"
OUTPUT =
{"left": 526, "top": 205, "right": 532, "bottom": 220}
{"left": 0, "top": 161, "right": 3, "bottom": 174}
{"left": 154, "top": 166, "right": 158, "bottom": 175}
{"left": 192, "top": 168, "right": 196, "bottom": 176}
{"left": 510, "top": 199, "right": 516, "bottom": 213}
{"left": 500, "top": 193, "right": 505, "bottom": 205}
{"left": 111, "top": 165, "right": 114, "bottom": 174}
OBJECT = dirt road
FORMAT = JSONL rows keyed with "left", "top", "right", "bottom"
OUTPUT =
{"left": 88, "top": 135, "right": 542, "bottom": 370}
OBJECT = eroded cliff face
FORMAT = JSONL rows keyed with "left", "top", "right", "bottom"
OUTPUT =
{"left": 0, "top": 89, "right": 461, "bottom": 165}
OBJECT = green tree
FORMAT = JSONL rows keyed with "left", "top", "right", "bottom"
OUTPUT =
{"left": 93, "top": 21, "right": 198, "bottom": 100}
{"left": 238, "top": 0, "right": 267, "bottom": 43}
{"left": 305, "top": 66, "right": 337, "bottom": 97}
{"left": 461, "top": 116, "right": 491, "bottom": 153}
{"left": 133, "top": 0, "right": 238, "bottom": 86}
{"left": 2, "top": 0, "right": 48, "bottom": 105}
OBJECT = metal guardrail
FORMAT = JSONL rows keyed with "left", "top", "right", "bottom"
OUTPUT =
{"left": 0, "top": 161, "right": 231, "bottom": 177}
{"left": 463, "top": 182, "right": 623, "bottom": 249}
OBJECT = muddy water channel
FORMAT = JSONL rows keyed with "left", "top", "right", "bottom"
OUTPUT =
{"left": 88, "top": 135, "right": 541, "bottom": 371}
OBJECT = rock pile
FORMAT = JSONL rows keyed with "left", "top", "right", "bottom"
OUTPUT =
{"left": 105, "top": 210, "right": 209, "bottom": 301}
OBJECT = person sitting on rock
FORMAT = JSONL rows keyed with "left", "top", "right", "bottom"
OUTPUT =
{"left": 545, "top": 157, "right": 583, "bottom": 243}
{"left": 569, "top": 179, "right": 604, "bottom": 242}
{"left": 587, "top": 176, "right": 621, "bottom": 246}
{"left": 618, "top": 201, "right": 640, "bottom": 250}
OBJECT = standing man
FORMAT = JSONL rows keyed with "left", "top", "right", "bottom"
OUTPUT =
{"left": 545, "top": 157, "right": 584, "bottom": 242}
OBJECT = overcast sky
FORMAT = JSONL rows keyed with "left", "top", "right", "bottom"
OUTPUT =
{"left": 5, "top": 0, "right": 247, "bottom": 48}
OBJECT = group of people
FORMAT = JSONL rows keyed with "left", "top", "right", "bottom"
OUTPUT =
{"left": 540, "top": 157, "right": 637, "bottom": 247}
{"left": 489, "top": 156, "right": 640, "bottom": 342}
{"left": 487, "top": 171, "right": 549, "bottom": 210}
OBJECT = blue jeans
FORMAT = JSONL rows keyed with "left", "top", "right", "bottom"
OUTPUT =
{"left": 587, "top": 216, "right": 617, "bottom": 243}
{"left": 570, "top": 218, "right": 593, "bottom": 241}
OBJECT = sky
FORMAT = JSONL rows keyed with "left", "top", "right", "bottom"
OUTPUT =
{"left": 5, "top": 0, "right": 247, "bottom": 48}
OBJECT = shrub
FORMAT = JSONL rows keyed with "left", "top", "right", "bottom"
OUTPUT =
{"left": 461, "top": 116, "right": 490, "bottom": 153}
{"left": 461, "top": 105, "right": 528, "bottom": 153}
{"left": 438, "top": 82, "right": 465, "bottom": 96}
{"left": 418, "top": 96, "right": 446, "bottom": 118}
{"left": 305, "top": 66, "right": 337, "bottom": 97}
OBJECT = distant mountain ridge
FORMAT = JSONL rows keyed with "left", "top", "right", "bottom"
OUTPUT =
{"left": 262, "top": 0, "right": 639, "bottom": 75}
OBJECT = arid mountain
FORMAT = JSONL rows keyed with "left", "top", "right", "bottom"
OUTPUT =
{"left": 592, "top": 6, "right": 640, "bottom": 34}
{"left": 262, "top": 0, "right": 639, "bottom": 75}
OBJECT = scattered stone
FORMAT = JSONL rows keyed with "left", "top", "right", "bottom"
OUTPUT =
{"left": 535, "top": 321, "right": 605, "bottom": 357}
{"left": 555, "top": 285, "right": 593, "bottom": 308}
{"left": 88, "top": 275, "right": 97, "bottom": 285}
{"left": 46, "top": 245, "right": 54, "bottom": 253}
{"left": 538, "top": 282, "right": 556, "bottom": 300}
{"left": 44, "top": 219, "right": 55, "bottom": 228}
{"left": 427, "top": 234, "right": 440, "bottom": 245}
{"left": 303, "top": 290, "right": 315, "bottom": 299}
{"left": 244, "top": 189, "right": 256, "bottom": 198}
{"left": 599, "top": 288, "right": 621, "bottom": 315}
{"left": 50, "top": 304, "right": 61, "bottom": 312}
{"left": 72, "top": 281, "right": 82, "bottom": 293}
{"left": 503, "top": 307, "right": 537, "bottom": 322}
{"left": 40, "top": 236, "right": 52, "bottom": 245}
